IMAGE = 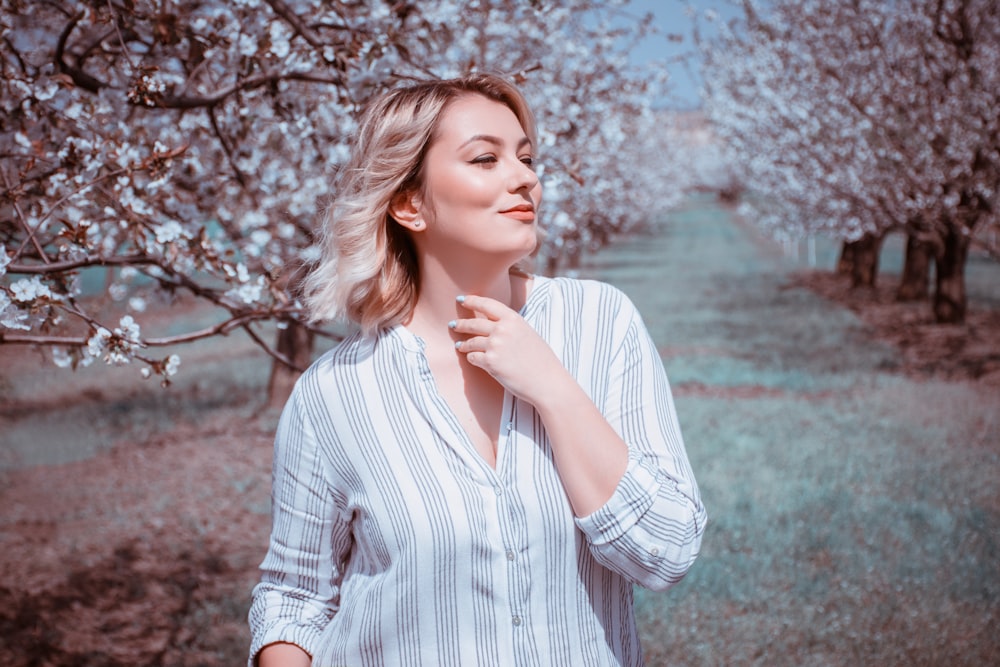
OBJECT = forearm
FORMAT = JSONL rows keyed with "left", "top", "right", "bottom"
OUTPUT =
{"left": 530, "top": 371, "right": 629, "bottom": 517}
{"left": 257, "top": 642, "right": 311, "bottom": 667}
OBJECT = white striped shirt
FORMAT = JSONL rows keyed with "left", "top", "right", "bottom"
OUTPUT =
{"left": 249, "top": 276, "right": 706, "bottom": 666}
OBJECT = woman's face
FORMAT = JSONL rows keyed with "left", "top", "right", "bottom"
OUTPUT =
{"left": 410, "top": 94, "right": 542, "bottom": 264}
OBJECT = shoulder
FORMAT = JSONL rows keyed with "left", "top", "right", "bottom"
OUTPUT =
{"left": 533, "top": 275, "right": 639, "bottom": 319}
{"left": 291, "top": 328, "right": 396, "bottom": 401}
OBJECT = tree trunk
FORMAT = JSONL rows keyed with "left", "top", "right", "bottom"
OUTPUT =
{"left": 544, "top": 251, "right": 560, "bottom": 276}
{"left": 837, "top": 233, "right": 882, "bottom": 288}
{"left": 896, "top": 234, "right": 932, "bottom": 301}
{"left": 266, "top": 321, "right": 314, "bottom": 409}
{"left": 932, "top": 227, "right": 970, "bottom": 324}
{"left": 836, "top": 239, "right": 855, "bottom": 276}
{"left": 566, "top": 244, "right": 582, "bottom": 274}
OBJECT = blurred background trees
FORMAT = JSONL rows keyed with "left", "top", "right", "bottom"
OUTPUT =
{"left": 701, "top": 0, "right": 1000, "bottom": 323}
{"left": 4, "top": 0, "right": 998, "bottom": 401}
{"left": 0, "top": 0, "right": 689, "bottom": 401}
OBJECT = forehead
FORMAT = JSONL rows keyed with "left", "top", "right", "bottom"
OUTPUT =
{"left": 434, "top": 94, "right": 527, "bottom": 144}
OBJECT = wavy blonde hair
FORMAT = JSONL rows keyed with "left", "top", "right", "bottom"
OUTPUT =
{"left": 303, "top": 73, "right": 537, "bottom": 335}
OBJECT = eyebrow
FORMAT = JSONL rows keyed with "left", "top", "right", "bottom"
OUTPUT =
{"left": 460, "top": 134, "right": 533, "bottom": 150}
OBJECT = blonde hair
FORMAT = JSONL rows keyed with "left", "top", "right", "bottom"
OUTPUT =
{"left": 303, "top": 73, "right": 537, "bottom": 335}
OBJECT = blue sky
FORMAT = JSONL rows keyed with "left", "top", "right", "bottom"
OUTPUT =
{"left": 623, "top": 0, "right": 747, "bottom": 108}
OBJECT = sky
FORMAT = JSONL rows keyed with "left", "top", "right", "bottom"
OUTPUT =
{"left": 622, "top": 0, "right": 747, "bottom": 108}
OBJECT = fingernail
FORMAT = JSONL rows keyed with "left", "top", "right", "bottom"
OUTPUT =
{"left": 447, "top": 320, "right": 457, "bottom": 329}
{"left": 456, "top": 295, "right": 466, "bottom": 303}
{"left": 454, "top": 341, "right": 462, "bottom": 350}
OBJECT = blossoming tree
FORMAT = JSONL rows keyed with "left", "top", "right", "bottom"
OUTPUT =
{"left": 701, "top": 0, "right": 1000, "bottom": 322}
{"left": 0, "top": 0, "right": 688, "bottom": 400}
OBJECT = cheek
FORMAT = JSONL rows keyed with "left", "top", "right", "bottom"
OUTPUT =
{"left": 433, "top": 170, "right": 497, "bottom": 210}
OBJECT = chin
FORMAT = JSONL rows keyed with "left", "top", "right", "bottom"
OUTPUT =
{"left": 517, "top": 234, "right": 538, "bottom": 259}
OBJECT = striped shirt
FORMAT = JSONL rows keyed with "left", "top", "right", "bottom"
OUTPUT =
{"left": 249, "top": 275, "right": 706, "bottom": 666}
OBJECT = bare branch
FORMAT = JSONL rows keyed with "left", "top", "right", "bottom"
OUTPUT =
{"left": 8, "top": 254, "right": 165, "bottom": 274}
{"left": 241, "top": 321, "right": 305, "bottom": 371}
{"left": 0, "top": 333, "right": 86, "bottom": 346}
{"left": 55, "top": 11, "right": 108, "bottom": 93}
{"left": 0, "top": 170, "right": 49, "bottom": 264}
{"left": 155, "top": 71, "right": 345, "bottom": 109}
{"left": 266, "top": 0, "right": 324, "bottom": 49}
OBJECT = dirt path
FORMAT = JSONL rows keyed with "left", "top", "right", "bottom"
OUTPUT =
{"left": 2, "top": 196, "right": 998, "bottom": 666}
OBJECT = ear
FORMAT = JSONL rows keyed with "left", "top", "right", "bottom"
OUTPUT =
{"left": 389, "top": 190, "right": 426, "bottom": 232}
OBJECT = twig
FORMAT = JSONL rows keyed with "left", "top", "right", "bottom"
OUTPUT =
{"left": 240, "top": 322, "right": 304, "bottom": 371}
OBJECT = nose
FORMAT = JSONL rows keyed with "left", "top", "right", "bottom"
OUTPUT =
{"left": 509, "top": 159, "right": 539, "bottom": 193}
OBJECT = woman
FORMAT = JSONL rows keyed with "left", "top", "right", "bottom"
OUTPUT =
{"left": 249, "top": 73, "right": 706, "bottom": 667}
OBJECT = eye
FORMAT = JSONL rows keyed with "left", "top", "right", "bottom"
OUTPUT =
{"left": 470, "top": 155, "right": 498, "bottom": 166}
{"left": 519, "top": 155, "right": 535, "bottom": 168}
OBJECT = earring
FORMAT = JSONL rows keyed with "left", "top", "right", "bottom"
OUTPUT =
{"left": 413, "top": 221, "right": 422, "bottom": 228}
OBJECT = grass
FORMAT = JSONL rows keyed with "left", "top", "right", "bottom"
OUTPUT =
{"left": 583, "top": 197, "right": 1000, "bottom": 666}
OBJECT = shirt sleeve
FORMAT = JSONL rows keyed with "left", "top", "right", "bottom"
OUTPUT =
{"left": 574, "top": 293, "right": 707, "bottom": 592}
{"left": 247, "top": 374, "right": 351, "bottom": 665}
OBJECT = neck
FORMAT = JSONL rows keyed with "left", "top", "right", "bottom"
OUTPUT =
{"left": 406, "top": 255, "right": 517, "bottom": 339}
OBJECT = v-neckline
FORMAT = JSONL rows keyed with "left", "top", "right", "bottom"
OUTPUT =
{"left": 388, "top": 275, "right": 549, "bottom": 476}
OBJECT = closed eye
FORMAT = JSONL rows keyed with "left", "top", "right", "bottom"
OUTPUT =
{"left": 470, "top": 155, "right": 498, "bottom": 166}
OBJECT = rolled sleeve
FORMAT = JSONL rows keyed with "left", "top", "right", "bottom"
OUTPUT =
{"left": 575, "top": 451, "right": 660, "bottom": 544}
{"left": 574, "top": 287, "right": 707, "bottom": 591}
{"left": 247, "top": 374, "right": 347, "bottom": 665}
{"left": 576, "top": 451, "right": 705, "bottom": 591}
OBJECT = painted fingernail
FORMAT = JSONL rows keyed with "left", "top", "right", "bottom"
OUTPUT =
{"left": 456, "top": 295, "right": 466, "bottom": 303}
{"left": 454, "top": 341, "right": 463, "bottom": 350}
{"left": 447, "top": 320, "right": 457, "bottom": 329}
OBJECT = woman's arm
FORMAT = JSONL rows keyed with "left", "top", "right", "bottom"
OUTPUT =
{"left": 257, "top": 642, "right": 311, "bottom": 667}
{"left": 248, "top": 375, "right": 348, "bottom": 663}
{"left": 453, "top": 288, "right": 705, "bottom": 589}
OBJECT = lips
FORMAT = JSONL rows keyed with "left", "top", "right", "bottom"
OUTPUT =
{"left": 499, "top": 204, "right": 535, "bottom": 221}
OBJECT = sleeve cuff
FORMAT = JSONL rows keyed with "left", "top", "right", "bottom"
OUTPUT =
{"left": 248, "top": 616, "right": 322, "bottom": 667}
{"left": 575, "top": 452, "right": 662, "bottom": 545}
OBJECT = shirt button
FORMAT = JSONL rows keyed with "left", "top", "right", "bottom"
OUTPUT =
{"left": 648, "top": 547, "right": 660, "bottom": 557}
{"left": 506, "top": 550, "right": 515, "bottom": 561}
{"left": 512, "top": 615, "right": 522, "bottom": 626}
{"left": 505, "top": 422, "right": 513, "bottom": 433}
{"left": 494, "top": 485, "right": 503, "bottom": 496}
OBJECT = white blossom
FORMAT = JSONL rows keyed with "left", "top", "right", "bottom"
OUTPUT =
{"left": 52, "top": 346, "right": 74, "bottom": 368}
{"left": 87, "top": 327, "right": 112, "bottom": 358}
{"left": 10, "top": 277, "right": 53, "bottom": 302}
{"left": 226, "top": 278, "right": 264, "bottom": 305}
{"left": 153, "top": 220, "right": 187, "bottom": 244}
{"left": 165, "top": 354, "right": 181, "bottom": 376}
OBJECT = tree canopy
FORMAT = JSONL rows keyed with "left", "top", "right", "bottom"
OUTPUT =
{"left": 701, "top": 0, "right": 1000, "bottom": 322}
{"left": 1, "top": 0, "right": 691, "bottom": 383}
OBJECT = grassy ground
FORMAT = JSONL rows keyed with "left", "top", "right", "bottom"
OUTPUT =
{"left": 1, "top": 196, "right": 997, "bottom": 665}
{"left": 587, "top": 199, "right": 1000, "bottom": 666}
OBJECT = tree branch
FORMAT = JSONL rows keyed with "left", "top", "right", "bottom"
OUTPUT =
{"left": 8, "top": 253, "right": 163, "bottom": 274}
{"left": 55, "top": 11, "right": 108, "bottom": 93}
{"left": 265, "top": 0, "right": 324, "bottom": 49}
{"left": 240, "top": 321, "right": 304, "bottom": 371}
{"left": 155, "top": 71, "right": 345, "bottom": 109}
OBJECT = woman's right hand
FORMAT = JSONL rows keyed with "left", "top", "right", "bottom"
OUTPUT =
{"left": 257, "top": 642, "right": 311, "bottom": 667}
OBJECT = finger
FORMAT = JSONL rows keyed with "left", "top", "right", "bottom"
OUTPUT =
{"left": 464, "top": 350, "right": 488, "bottom": 369}
{"left": 454, "top": 335, "right": 488, "bottom": 353}
{"left": 456, "top": 294, "right": 512, "bottom": 320}
{"left": 448, "top": 317, "right": 494, "bottom": 336}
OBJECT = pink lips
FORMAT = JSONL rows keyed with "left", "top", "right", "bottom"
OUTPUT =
{"left": 499, "top": 204, "right": 535, "bottom": 221}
